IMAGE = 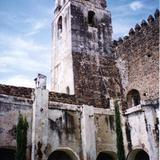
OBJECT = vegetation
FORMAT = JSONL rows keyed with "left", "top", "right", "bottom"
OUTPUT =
{"left": 115, "top": 101, "right": 125, "bottom": 160}
{"left": 15, "top": 113, "right": 29, "bottom": 160}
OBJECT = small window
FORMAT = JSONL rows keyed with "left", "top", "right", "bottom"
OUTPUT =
{"left": 88, "top": 11, "right": 95, "bottom": 27}
{"left": 66, "top": 86, "right": 70, "bottom": 94}
{"left": 57, "top": 16, "right": 62, "bottom": 38}
{"left": 127, "top": 89, "right": 141, "bottom": 108}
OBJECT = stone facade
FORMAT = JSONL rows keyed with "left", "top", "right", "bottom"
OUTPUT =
{"left": 0, "top": 0, "right": 159, "bottom": 160}
{"left": 113, "top": 9, "right": 159, "bottom": 160}
{"left": 0, "top": 84, "right": 117, "bottom": 160}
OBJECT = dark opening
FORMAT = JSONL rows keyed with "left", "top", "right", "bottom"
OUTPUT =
{"left": 127, "top": 89, "right": 141, "bottom": 108}
{"left": 58, "top": 16, "right": 62, "bottom": 36}
{"left": 0, "top": 148, "right": 16, "bottom": 160}
{"left": 88, "top": 11, "right": 95, "bottom": 27}
{"left": 135, "top": 150, "right": 150, "bottom": 160}
{"left": 66, "top": 86, "right": 70, "bottom": 95}
{"left": 125, "top": 122, "right": 132, "bottom": 151}
{"left": 97, "top": 152, "right": 113, "bottom": 160}
{"left": 48, "top": 150, "right": 72, "bottom": 160}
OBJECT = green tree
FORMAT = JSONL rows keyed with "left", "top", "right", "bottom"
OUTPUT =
{"left": 115, "top": 101, "right": 125, "bottom": 160}
{"left": 15, "top": 113, "right": 29, "bottom": 160}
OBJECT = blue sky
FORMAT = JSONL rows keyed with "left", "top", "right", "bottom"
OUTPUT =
{"left": 0, "top": 0, "right": 158, "bottom": 90}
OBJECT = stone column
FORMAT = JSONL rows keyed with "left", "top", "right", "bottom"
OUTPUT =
{"left": 80, "top": 105, "right": 97, "bottom": 160}
{"left": 32, "top": 74, "right": 49, "bottom": 160}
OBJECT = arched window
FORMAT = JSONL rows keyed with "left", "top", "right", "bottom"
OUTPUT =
{"left": 127, "top": 89, "right": 141, "bottom": 108}
{"left": 66, "top": 86, "right": 70, "bottom": 94}
{"left": 88, "top": 11, "right": 96, "bottom": 27}
{"left": 57, "top": 16, "right": 62, "bottom": 38}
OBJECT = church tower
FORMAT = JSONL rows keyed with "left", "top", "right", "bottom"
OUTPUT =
{"left": 51, "top": 0, "right": 118, "bottom": 107}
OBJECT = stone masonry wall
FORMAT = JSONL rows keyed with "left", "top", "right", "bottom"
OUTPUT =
{"left": 113, "top": 10, "right": 159, "bottom": 160}
{"left": 0, "top": 88, "right": 33, "bottom": 160}
{"left": 114, "top": 10, "right": 159, "bottom": 102}
{"left": 72, "top": 53, "right": 121, "bottom": 108}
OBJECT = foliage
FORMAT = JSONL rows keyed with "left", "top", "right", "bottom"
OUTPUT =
{"left": 115, "top": 101, "right": 125, "bottom": 160}
{"left": 15, "top": 113, "right": 29, "bottom": 160}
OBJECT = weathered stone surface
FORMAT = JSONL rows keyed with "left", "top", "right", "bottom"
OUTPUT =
{"left": 0, "top": 0, "right": 159, "bottom": 159}
{"left": 114, "top": 12, "right": 159, "bottom": 160}
{"left": 0, "top": 84, "right": 33, "bottom": 99}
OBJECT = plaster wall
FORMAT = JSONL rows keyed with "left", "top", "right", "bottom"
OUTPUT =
{"left": 125, "top": 105, "right": 159, "bottom": 160}
{"left": 51, "top": 1, "right": 75, "bottom": 95}
{"left": 0, "top": 94, "right": 33, "bottom": 159}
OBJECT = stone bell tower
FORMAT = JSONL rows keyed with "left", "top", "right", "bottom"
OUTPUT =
{"left": 51, "top": 0, "right": 118, "bottom": 107}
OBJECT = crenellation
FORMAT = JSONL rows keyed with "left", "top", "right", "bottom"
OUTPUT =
{"left": 134, "top": 23, "right": 141, "bottom": 31}
{"left": 141, "top": 19, "right": 148, "bottom": 27}
{"left": 128, "top": 28, "right": 135, "bottom": 36}
{"left": 113, "top": 10, "right": 159, "bottom": 51}
{"left": 147, "top": 15, "right": 155, "bottom": 24}
{"left": 154, "top": 9, "right": 159, "bottom": 19}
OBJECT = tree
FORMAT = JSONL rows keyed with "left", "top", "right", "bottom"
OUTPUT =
{"left": 15, "top": 113, "right": 29, "bottom": 160}
{"left": 115, "top": 101, "right": 125, "bottom": 160}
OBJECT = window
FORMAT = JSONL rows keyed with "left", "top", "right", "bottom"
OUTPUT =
{"left": 127, "top": 89, "right": 141, "bottom": 108}
{"left": 57, "top": 16, "right": 62, "bottom": 38}
{"left": 66, "top": 86, "right": 70, "bottom": 95}
{"left": 88, "top": 11, "right": 96, "bottom": 27}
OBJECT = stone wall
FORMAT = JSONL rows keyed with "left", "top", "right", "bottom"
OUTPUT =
{"left": 0, "top": 85, "right": 117, "bottom": 160}
{"left": 33, "top": 89, "right": 117, "bottom": 160}
{"left": 114, "top": 10, "right": 159, "bottom": 102}
{"left": 71, "top": 1, "right": 112, "bottom": 55}
{"left": 113, "top": 10, "right": 159, "bottom": 160}
{"left": 73, "top": 53, "right": 121, "bottom": 108}
{"left": 0, "top": 84, "right": 33, "bottom": 99}
{"left": 0, "top": 86, "right": 33, "bottom": 160}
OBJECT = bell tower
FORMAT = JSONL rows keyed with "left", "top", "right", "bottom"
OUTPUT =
{"left": 51, "top": 0, "right": 74, "bottom": 94}
{"left": 51, "top": 0, "right": 117, "bottom": 108}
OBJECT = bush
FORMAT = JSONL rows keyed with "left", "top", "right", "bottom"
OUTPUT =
{"left": 15, "top": 113, "right": 29, "bottom": 160}
{"left": 115, "top": 101, "right": 125, "bottom": 160}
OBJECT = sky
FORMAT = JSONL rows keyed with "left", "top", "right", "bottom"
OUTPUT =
{"left": 0, "top": 0, "right": 159, "bottom": 90}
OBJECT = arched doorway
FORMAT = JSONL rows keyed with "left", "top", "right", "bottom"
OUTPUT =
{"left": 48, "top": 149, "right": 79, "bottom": 160}
{"left": 127, "top": 149, "right": 150, "bottom": 160}
{"left": 0, "top": 148, "right": 16, "bottom": 160}
{"left": 135, "top": 150, "right": 149, "bottom": 160}
{"left": 97, "top": 152, "right": 116, "bottom": 160}
{"left": 127, "top": 89, "right": 141, "bottom": 108}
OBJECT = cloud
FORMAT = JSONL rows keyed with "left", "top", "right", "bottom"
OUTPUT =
{"left": 25, "top": 19, "right": 49, "bottom": 36}
{"left": 0, "top": 34, "right": 51, "bottom": 88}
{"left": 0, "top": 34, "right": 49, "bottom": 52}
{"left": 1, "top": 75, "right": 34, "bottom": 88}
{"left": 129, "top": 1, "right": 143, "bottom": 11}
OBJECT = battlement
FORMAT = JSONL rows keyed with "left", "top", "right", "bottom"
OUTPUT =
{"left": 112, "top": 9, "right": 159, "bottom": 48}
